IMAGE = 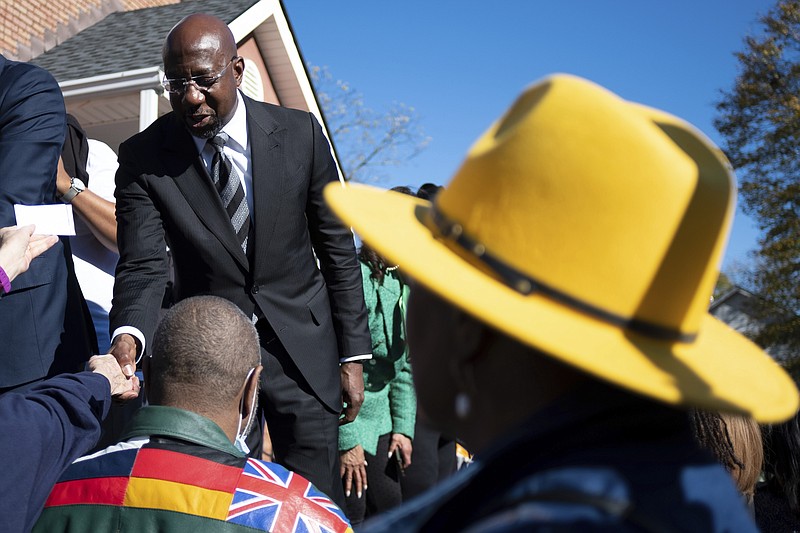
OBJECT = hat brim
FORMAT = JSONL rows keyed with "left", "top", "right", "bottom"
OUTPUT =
{"left": 326, "top": 183, "right": 799, "bottom": 423}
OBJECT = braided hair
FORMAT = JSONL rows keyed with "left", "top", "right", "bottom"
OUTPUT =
{"left": 691, "top": 409, "right": 764, "bottom": 506}
{"left": 690, "top": 409, "right": 744, "bottom": 473}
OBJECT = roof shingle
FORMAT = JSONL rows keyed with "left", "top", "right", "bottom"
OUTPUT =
{"left": 32, "top": 0, "right": 259, "bottom": 82}
{"left": 1, "top": 0, "right": 179, "bottom": 61}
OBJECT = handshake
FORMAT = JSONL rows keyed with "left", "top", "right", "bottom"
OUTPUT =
{"left": 88, "top": 354, "right": 141, "bottom": 398}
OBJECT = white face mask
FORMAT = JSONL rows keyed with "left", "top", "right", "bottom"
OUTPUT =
{"left": 234, "top": 368, "right": 257, "bottom": 454}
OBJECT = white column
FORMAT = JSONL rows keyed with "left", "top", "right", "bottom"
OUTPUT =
{"left": 139, "top": 88, "right": 160, "bottom": 132}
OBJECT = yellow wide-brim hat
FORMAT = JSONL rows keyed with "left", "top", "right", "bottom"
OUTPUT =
{"left": 325, "top": 74, "right": 799, "bottom": 423}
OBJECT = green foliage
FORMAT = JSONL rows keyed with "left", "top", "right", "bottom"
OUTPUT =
{"left": 715, "top": 0, "right": 800, "bottom": 352}
{"left": 310, "top": 65, "right": 430, "bottom": 183}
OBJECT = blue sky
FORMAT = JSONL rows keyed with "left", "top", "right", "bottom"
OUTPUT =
{"left": 285, "top": 1, "right": 775, "bottom": 272}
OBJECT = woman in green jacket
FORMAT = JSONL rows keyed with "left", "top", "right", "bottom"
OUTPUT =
{"left": 339, "top": 187, "right": 416, "bottom": 526}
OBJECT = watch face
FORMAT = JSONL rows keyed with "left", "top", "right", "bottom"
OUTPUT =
{"left": 72, "top": 178, "right": 86, "bottom": 191}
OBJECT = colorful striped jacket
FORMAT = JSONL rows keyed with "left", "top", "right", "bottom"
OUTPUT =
{"left": 33, "top": 406, "right": 353, "bottom": 533}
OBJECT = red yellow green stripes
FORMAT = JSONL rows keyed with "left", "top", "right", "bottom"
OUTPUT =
{"left": 45, "top": 446, "right": 243, "bottom": 519}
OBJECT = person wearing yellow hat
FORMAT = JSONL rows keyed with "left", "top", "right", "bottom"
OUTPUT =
{"left": 324, "top": 74, "right": 799, "bottom": 531}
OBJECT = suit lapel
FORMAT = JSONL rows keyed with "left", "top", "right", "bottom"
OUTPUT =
{"left": 244, "top": 96, "right": 285, "bottom": 273}
{"left": 165, "top": 117, "right": 249, "bottom": 271}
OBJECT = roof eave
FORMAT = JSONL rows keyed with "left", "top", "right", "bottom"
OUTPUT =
{"left": 59, "top": 66, "right": 163, "bottom": 98}
{"left": 231, "top": 0, "right": 346, "bottom": 182}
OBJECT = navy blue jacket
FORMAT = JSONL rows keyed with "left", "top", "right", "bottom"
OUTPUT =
{"left": 0, "top": 55, "right": 93, "bottom": 387}
{"left": 0, "top": 372, "right": 110, "bottom": 533}
{"left": 365, "top": 382, "right": 758, "bottom": 532}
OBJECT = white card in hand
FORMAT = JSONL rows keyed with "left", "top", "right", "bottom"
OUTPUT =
{"left": 14, "top": 204, "right": 76, "bottom": 236}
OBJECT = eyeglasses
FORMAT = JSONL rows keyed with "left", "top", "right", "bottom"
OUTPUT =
{"left": 162, "top": 57, "right": 238, "bottom": 95}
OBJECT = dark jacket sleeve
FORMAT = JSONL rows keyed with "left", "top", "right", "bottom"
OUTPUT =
{"left": 0, "top": 59, "right": 66, "bottom": 291}
{"left": 303, "top": 112, "right": 371, "bottom": 358}
{"left": 109, "top": 135, "right": 171, "bottom": 346}
{"left": 0, "top": 58, "right": 95, "bottom": 388}
{"left": 0, "top": 372, "right": 111, "bottom": 533}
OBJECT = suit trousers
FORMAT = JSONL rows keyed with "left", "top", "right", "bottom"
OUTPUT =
{"left": 256, "top": 320, "right": 345, "bottom": 509}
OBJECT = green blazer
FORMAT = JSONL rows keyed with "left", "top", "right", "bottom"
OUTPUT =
{"left": 339, "top": 262, "right": 416, "bottom": 455}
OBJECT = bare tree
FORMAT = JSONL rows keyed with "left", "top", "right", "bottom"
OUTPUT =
{"left": 310, "top": 65, "right": 430, "bottom": 183}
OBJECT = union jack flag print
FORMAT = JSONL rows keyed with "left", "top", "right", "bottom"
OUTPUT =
{"left": 227, "top": 458, "right": 352, "bottom": 533}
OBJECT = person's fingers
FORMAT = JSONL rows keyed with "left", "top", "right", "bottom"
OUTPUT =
{"left": 27, "top": 234, "right": 58, "bottom": 260}
{"left": 113, "top": 374, "right": 140, "bottom": 402}
{"left": 0, "top": 226, "right": 35, "bottom": 276}
{"left": 16, "top": 225, "right": 34, "bottom": 238}
{"left": 1, "top": 225, "right": 30, "bottom": 237}
{"left": 353, "top": 464, "right": 365, "bottom": 498}
{"left": 109, "top": 335, "right": 137, "bottom": 377}
{"left": 130, "top": 374, "right": 141, "bottom": 394}
{"left": 89, "top": 354, "right": 141, "bottom": 400}
{"left": 389, "top": 435, "right": 412, "bottom": 467}
{"left": 114, "top": 388, "right": 140, "bottom": 402}
{"left": 361, "top": 464, "right": 368, "bottom": 494}
{"left": 88, "top": 354, "right": 121, "bottom": 388}
{"left": 339, "top": 403, "right": 358, "bottom": 425}
{"left": 343, "top": 466, "right": 353, "bottom": 497}
{"left": 402, "top": 447, "right": 412, "bottom": 468}
{"left": 8, "top": 225, "right": 34, "bottom": 247}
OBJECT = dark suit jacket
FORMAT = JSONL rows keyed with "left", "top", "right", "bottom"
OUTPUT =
{"left": 111, "top": 95, "right": 371, "bottom": 410}
{"left": 0, "top": 56, "right": 92, "bottom": 387}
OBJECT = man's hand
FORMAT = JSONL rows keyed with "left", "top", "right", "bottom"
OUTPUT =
{"left": 108, "top": 334, "right": 141, "bottom": 401}
{"left": 340, "top": 444, "right": 367, "bottom": 498}
{"left": 340, "top": 362, "right": 364, "bottom": 425}
{"left": 89, "top": 354, "right": 140, "bottom": 398}
{"left": 388, "top": 433, "right": 413, "bottom": 469}
{"left": 0, "top": 225, "right": 58, "bottom": 282}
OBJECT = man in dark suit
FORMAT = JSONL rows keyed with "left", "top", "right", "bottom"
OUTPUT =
{"left": 0, "top": 55, "right": 93, "bottom": 391}
{"left": 108, "top": 14, "right": 371, "bottom": 506}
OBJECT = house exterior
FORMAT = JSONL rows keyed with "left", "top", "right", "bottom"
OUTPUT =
{"left": 1, "top": 0, "right": 179, "bottom": 62}
{"left": 27, "top": 0, "right": 344, "bottom": 180}
{"left": 710, "top": 286, "right": 795, "bottom": 362}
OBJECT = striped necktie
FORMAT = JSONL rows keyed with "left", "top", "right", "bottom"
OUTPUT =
{"left": 208, "top": 133, "right": 250, "bottom": 252}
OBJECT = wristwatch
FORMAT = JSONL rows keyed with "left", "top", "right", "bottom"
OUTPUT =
{"left": 60, "top": 176, "right": 86, "bottom": 203}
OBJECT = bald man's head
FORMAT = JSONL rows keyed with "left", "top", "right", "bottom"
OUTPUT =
{"left": 162, "top": 14, "right": 244, "bottom": 138}
{"left": 163, "top": 14, "right": 238, "bottom": 64}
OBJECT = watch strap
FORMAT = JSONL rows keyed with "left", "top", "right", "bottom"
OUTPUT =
{"left": 60, "top": 177, "right": 84, "bottom": 203}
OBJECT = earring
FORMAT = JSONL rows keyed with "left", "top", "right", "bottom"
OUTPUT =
{"left": 455, "top": 392, "right": 471, "bottom": 419}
